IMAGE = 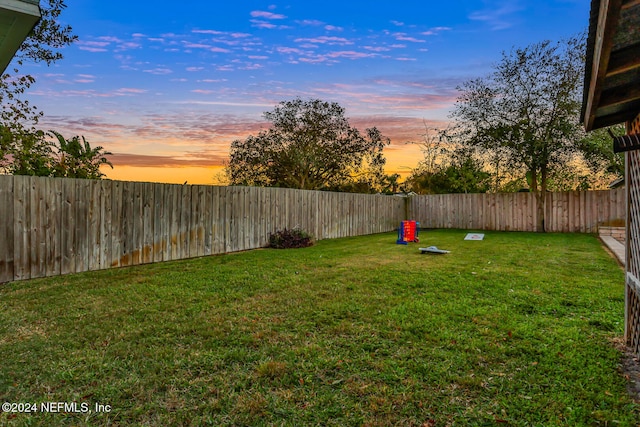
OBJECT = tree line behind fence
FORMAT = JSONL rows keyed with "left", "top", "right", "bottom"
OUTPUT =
{"left": 0, "top": 175, "right": 628, "bottom": 283}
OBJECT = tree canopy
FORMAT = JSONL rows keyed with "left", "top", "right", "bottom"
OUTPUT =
{"left": 1, "top": 0, "right": 77, "bottom": 128}
{"left": 450, "top": 36, "right": 586, "bottom": 231}
{"left": 405, "top": 126, "right": 491, "bottom": 194}
{"left": 0, "top": 130, "right": 113, "bottom": 178}
{"left": 0, "top": 2, "right": 112, "bottom": 179}
{"left": 226, "top": 98, "right": 390, "bottom": 191}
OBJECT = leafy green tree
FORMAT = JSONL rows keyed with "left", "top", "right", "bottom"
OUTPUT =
{"left": 405, "top": 124, "right": 491, "bottom": 194}
{"left": 1, "top": 0, "right": 76, "bottom": 128}
{"left": 407, "top": 148, "right": 491, "bottom": 194}
{"left": 227, "top": 98, "right": 390, "bottom": 191}
{"left": 0, "top": 128, "right": 52, "bottom": 176}
{"left": 450, "top": 36, "right": 585, "bottom": 231}
{"left": 0, "top": 1, "right": 77, "bottom": 176}
{"left": 0, "top": 130, "right": 112, "bottom": 178}
{"left": 577, "top": 124, "right": 625, "bottom": 180}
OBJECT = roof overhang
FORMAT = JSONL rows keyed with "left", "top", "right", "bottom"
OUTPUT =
{"left": 0, "top": 0, "right": 40, "bottom": 74}
{"left": 582, "top": 0, "right": 640, "bottom": 131}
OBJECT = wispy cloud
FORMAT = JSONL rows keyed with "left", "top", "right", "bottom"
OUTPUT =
{"left": 297, "top": 19, "right": 324, "bottom": 26}
{"left": 294, "top": 36, "right": 353, "bottom": 46}
{"left": 182, "top": 41, "right": 231, "bottom": 53}
{"left": 191, "top": 89, "right": 216, "bottom": 95}
{"left": 143, "top": 68, "right": 173, "bottom": 75}
{"left": 393, "top": 33, "right": 426, "bottom": 43}
{"left": 327, "top": 51, "right": 378, "bottom": 60}
{"left": 250, "top": 10, "right": 287, "bottom": 19}
{"left": 77, "top": 40, "right": 109, "bottom": 52}
{"left": 76, "top": 37, "right": 141, "bottom": 53}
{"left": 250, "top": 20, "right": 290, "bottom": 30}
{"left": 32, "top": 87, "right": 149, "bottom": 98}
{"left": 469, "top": 2, "right": 523, "bottom": 30}
{"left": 115, "top": 88, "right": 147, "bottom": 95}
{"left": 75, "top": 74, "right": 95, "bottom": 83}
{"left": 421, "top": 26, "right": 452, "bottom": 36}
{"left": 364, "top": 46, "right": 392, "bottom": 52}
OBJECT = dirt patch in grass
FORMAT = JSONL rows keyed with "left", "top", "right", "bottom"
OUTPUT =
{"left": 614, "top": 337, "right": 640, "bottom": 403}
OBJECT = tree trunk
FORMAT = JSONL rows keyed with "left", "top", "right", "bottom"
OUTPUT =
{"left": 538, "top": 164, "right": 548, "bottom": 233}
{"left": 530, "top": 168, "right": 545, "bottom": 232}
{"left": 534, "top": 190, "right": 545, "bottom": 232}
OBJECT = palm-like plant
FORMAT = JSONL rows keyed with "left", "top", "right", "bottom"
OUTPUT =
{"left": 49, "top": 130, "right": 112, "bottom": 179}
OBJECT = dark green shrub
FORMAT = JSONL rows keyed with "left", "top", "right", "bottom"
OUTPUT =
{"left": 269, "top": 228, "right": 314, "bottom": 249}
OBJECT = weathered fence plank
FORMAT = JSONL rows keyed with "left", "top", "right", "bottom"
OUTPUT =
{"left": 88, "top": 180, "right": 102, "bottom": 271}
{"left": 99, "top": 180, "right": 112, "bottom": 270}
{"left": 167, "top": 184, "right": 180, "bottom": 261}
{"left": 142, "top": 182, "right": 154, "bottom": 264}
{"left": 31, "top": 176, "right": 46, "bottom": 278}
{"left": 111, "top": 180, "right": 123, "bottom": 268}
{"left": 153, "top": 182, "right": 166, "bottom": 263}
{"left": 61, "top": 178, "right": 76, "bottom": 274}
{"left": 45, "top": 178, "right": 61, "bottom": 276}
{"left": 0, "top": 176, "right": 14, "bottom": 283}
{"left": 14, "top": 176, "right": 30, "bottom": 280}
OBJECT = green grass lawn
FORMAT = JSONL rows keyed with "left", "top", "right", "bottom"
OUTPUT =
{"left": 0, "top": 230, "right": 637, "bottom": 426}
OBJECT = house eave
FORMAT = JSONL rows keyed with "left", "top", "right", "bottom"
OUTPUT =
{"left": 582, "top": 0, "right": 640, "bottom": 131}
{"left": 0, "top": 0, "right": 41, "bottom": 74}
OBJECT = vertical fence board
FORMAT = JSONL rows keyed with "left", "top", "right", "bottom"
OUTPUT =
{"left": 203, "top": 186, "right": 213, "bottom": 256}
{"left": 111, "top": 180, "right": 123, "bottom": 268}
{"left": 258, "top": 187, "right": 268, "bottom": 247}
{"left": 75, "top": 180, "right": 90, "bottom": 273}
{"left": 167, "top": 184, "right": 180, "bottom": 261}
{"left": 88, "top": 181, "right": 102, "bottom": 271}
{"left": 28, "top": 176, "right": 45, "bottom": 278}
{"left": 127, "top": 183, "right": 138, "bottom": 266}
{"left": 99, "top": 180, "right": 112, "bottom": 270}
{"left": 142, "top": 182, "right": 154, "bottom": 264}
{"left": 188, "top": 185, "right": 198, "bottom": 257}
{"left": 153, "top": 183, "right": 166, "bottom": 262}
{"left": 213, "top": 186, "right": 225, "bottom": 254}
{"left": 120, "top": 181, "right": 133, "bottom": 267}
{"left": 13, "top": 177, "right": 30, "bottom": 280}
{"left": 196, "top": 185, "right": 207, "bottom": 257}
{"left": 60, "top": 178, "right": 76, "bottom": 274}
{"left": 223, "top": 186, "right": 232, "bottom": 252}
{"left": 0, "top": 176, "right": 14, "bottom": 283}
{"left": 179, "top": 184, "right": 190, "bottom": 259}
{"left": 241, "top": 186, "right": 250, "bottom": 251}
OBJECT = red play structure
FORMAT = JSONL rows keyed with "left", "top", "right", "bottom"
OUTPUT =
{"left": 396, "top": 220, "right": 419, "bottom": 244}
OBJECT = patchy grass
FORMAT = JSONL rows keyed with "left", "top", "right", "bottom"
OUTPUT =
{"left": 0, "top": 230, "right": 636, "bottom": 426}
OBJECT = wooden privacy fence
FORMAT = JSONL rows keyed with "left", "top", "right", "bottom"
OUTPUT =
{"left": 0, "top": 174, "right": 627, "bottom": 283}
{"left": 409, "top": 189, "right": 626, "bottom": 232}
{"left": 0, "top": 175, "right": 405, "bottom": 283}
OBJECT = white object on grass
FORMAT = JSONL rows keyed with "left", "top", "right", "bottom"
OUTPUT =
{"left": 420, "top": 246, "right": 450, "bottom": 254}
{"left": 464, "top": 233, "right": 485, "bottom": 241}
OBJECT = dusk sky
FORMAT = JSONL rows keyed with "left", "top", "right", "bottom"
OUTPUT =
{"left": 20, "top": 0, "right": 590, "bottom": 184}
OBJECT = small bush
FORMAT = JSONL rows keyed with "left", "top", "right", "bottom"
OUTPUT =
{"left": 269, "top": 228, "right": 314, "bottom": 249}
